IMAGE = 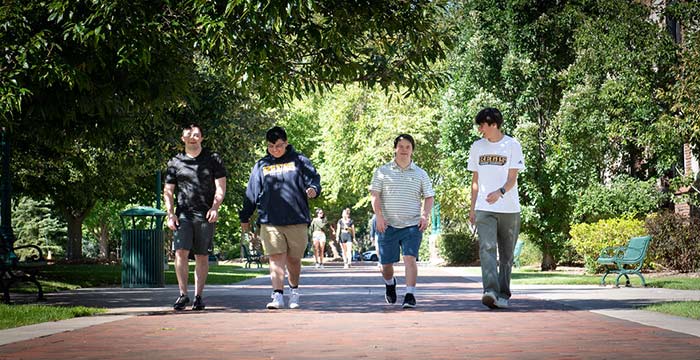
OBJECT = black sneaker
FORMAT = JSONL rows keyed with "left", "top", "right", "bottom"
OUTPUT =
{"left": 402, "top": 293, "right": 416, "bottom": 309}
{"left": 385, "top": 278, "right": 397, "bottom": 304}
{"left": 173, "top": 294, "right": 190, "bottom": 311}
{"left": 192, "top": 295, "right": 205, "bottom": 310}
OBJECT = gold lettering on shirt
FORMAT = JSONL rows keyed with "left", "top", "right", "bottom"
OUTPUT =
{"left": 262, "top": 162, "right": 297, "bottom": 176}
{"left": 479, "top": 155, "right": 507, "bottom": 166}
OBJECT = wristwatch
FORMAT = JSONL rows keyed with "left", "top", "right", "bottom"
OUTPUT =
{"left": 499, "top": 187, "right": 506, "bottom": 196}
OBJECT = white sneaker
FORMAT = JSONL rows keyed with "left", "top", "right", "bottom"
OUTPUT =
{"left": 343, "top": 263, "right": 349, "bottom": 269}
{"left": 319, "top": 264, "right": 324, "bottom": 269}
{"left": 495, "top": 297, "right": 509, "bottom": 309}
{"left": 314, "top": 263, "right": 320, "bottom": 269}
{"left": 481, "top": 291, "right": 497, "bottom": 309}
{"left": 289, "top": 290, "right": 300, "bottom": 309}
{"left": 266, "top": 292, "right": 284, "bottom": 309}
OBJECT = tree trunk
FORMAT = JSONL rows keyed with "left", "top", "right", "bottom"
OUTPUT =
{"left": 540, "top": 252, "right": 557, "bottom": 271}
{"left": 66, "top": 216, "right": 84, "bottom": 260}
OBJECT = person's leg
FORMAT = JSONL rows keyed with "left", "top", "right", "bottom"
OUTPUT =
{"left": 269, "top": 253, "right": 287, "bottom": 290}
{"left": 286, "top": 254, "right": 301, "bottom": 287}
{"left": 495, "top": 212, "right": 520, "bottom": 300}
{"left": 378, "top": 227, "right": 400, "bottom": 304}
{"left": 312, "top": 240, "right": 321, "bottom": 264}
{"left": 476, "top": 211, "right": 499, "bottom": 308}
{"left": 174, "top": 249, "right": 190, "bottom": 295}
{"left": 318, "top": 240, "right": 326, "bottom": 265}
{"left": 193, "top": 254, "right": 209, "bottom": 297}
{"left": 403, "top": 255, "right": 417, "bottom": 287}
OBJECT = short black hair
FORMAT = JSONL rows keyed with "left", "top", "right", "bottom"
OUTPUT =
{"left": 475, "top": 108, "right": 503, "bottom": 128}
{"left": 182, "top": 123, "right": 203, "bottom": 135}
{"left": 266, "top": 126, "right": 287, "bottom": 143}
{"left": 393, "top": 134, "right": 415, "bottom": 150}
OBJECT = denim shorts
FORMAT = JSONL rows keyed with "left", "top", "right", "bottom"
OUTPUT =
{"left": 377, "top": 225, "right": 422, "bottom": 265}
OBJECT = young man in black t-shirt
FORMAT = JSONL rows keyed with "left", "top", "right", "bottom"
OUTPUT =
{"left": 164, "top": 123, "right": 227, "bottom": 311}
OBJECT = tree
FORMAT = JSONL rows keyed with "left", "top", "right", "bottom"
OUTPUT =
{"left": 440, "top": 0, "right": 678, "bottom": 269}
{"left": 1, "top": 0, "right": 455, "bottom": 259}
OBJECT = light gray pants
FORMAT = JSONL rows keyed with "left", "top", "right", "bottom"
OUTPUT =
{"left": 475, "top": 211, "right": 521, "bottom": 300}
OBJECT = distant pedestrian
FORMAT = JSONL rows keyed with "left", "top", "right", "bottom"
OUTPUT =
{"left": 370, "top": 134, "right": 434, "bottom": 309}
{"left": 336, "top": 208, "right": 356, "bottom": 269}
{"left": 240, "top": 126, "right": 321, "bottom": 309}
{"left": 164, "top": 123, "right": 227, "bottom": 311}
{"left": 468, "top": 107, "right": 525, "bottom": 309}
{"left": 310, "top": 208, "right": 328, "bottom": 269}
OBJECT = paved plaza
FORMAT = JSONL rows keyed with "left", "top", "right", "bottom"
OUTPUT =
{"left": 1, "top": 263, "right": 699, "bottom": 359}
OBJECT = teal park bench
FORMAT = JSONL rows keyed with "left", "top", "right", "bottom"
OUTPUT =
{"left": 513, "top": 240, "right": 525, "bottom": 268}
{"left": 1, "top": 244, "right": 48, "bottom": 303}
{"left": 596, "top": 235, "right": 652, "bottom": 287}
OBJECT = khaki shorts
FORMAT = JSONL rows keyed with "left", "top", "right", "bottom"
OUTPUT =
{"left": 260, "top": 224, "right": 308, "bottom": 258}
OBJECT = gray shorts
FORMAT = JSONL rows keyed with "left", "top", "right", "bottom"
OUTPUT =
{"left": 172, "top": 216, "right": 215, "bottom": 255}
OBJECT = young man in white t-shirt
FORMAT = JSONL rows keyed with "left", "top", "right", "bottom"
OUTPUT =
{"left": 467, "top": 108, "right": 525, "bottom": 309}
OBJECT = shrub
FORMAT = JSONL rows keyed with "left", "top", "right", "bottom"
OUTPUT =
{"left": 572, "top": 176, "right": 668, "bottom": 224}
{"left": 438, "top": 232, "right": 479, "bottom": 265}
{"left": 645, "top": 212, "right": 700, "bottom": 272}
{"left": 569, "top": 217, "right": 647, "bottom": 273}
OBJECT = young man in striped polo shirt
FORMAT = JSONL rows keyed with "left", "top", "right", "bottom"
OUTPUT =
{"left": 370, "top": 134, "right": 435, "bottom": 308}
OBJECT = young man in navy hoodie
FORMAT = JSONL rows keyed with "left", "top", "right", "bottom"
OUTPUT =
{"left": 240, "top": 126, "right": 321, "bottom": 309}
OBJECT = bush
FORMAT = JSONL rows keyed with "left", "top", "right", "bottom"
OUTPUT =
{"left": 572, "top": 176, "right": 668, "bottom": 224}
{"left": 516, "top": 235, "right": 542, "bottom": 267}
{"left": 569, "top": 217, "right": 647, "bottom": 273}
{"left": 438, "top": 232, "right": 479, "bottom": 265}
{"left": 645, "top": 212, "right": 700, "bottom": 272}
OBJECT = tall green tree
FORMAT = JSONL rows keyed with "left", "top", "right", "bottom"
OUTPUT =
{"left": 440, "top": 0, "right": 678, "bottom": 269}
{"left": 1, "top": 0, "right": 454, "bottom": 259}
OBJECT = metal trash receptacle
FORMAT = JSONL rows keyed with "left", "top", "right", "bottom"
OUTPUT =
{"left": 120, "top": 206, "right": 166, "bottom": 288}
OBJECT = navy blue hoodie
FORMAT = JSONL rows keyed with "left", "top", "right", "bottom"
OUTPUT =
{"left": 239, "top": 145, "right": 321, "bottom": 226}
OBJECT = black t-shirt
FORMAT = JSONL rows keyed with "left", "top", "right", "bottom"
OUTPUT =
{"left": 165, "top": 149, "right": 227, "bottom": 218}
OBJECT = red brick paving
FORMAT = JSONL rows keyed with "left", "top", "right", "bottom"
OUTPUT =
{"left": 1, "top": 264, "right": 699, "bottom": 359}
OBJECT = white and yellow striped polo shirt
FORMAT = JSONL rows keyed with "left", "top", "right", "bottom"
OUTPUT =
{"left": 370, "top": 160, "right": 435, "bottom": 229}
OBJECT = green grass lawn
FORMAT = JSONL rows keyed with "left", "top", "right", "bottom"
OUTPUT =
{"left": 640, "top": 301, "right": 700, "bottom": 320}
{"left": 0, "top": 304, "right": 106, "bottom": 330}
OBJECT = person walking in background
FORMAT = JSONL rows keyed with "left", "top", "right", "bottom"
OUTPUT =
{"left": 336, "top": 208, "right": 356, "bottom": 269}
{"left": 164, "top": 123, "right": 227, "bottom": 311}
{"left": 370, "top": 134, "right": 434, "bottom": 309}
{"left": 468, "top": 107, "right": 525, "bottom": 309}
{"left": 239, "top": 126, "right": 321, "bottom": 310}
{"left": 310, "top": 208, "right": 328, "bottom": 269}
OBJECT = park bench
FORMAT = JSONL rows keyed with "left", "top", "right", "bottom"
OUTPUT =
{"left": 513, "top": 240, "right": 524, "bottom": 268}
{"left": 241, "top": 244, "right": 262, "bottom": 269}
{"left": 596, "top": 235, "right": 652, "bottom": 287}
{"left": 1, "top": 244, "right": 48, "bottom": 303}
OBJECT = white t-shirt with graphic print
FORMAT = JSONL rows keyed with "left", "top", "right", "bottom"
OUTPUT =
{"left": 467, "top": 135, "right": 525, "bottom": 213}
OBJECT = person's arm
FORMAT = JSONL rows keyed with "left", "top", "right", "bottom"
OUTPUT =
{"left": 419, "top": 196, "right": 434, "bottom": 232}
{"left": 164, "top": 183, "right": 178, "bottom": 230}
{"left": 370, "top": 190, "right": 387, "bottom": 233}
{"left": 469, "top": 172, "right": 479, "bottom": 225}
{"left": 486, "top": 169, "right": 519, "bottom": 205}
{"left": 300, "top": 155, "right": 321, "bottom": 198}
{"left": 207, "top": 177, "right": 226, "bottom": 223}
{"left": 240, "top": 163, "right": 260, "bottom": 232}
{"left": 351, "top": 224, "right": 356, "bottom": 242}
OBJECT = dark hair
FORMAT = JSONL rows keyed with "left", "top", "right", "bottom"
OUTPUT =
{"left": 393, "top": 134, "right": 415, "bottom": 150}
{"left": 266, "top": 126, "right": 287, "bottom": 143}
{"left": 475, "top": 108, "right": 503, "bottom": 129}
{"left": 182, "top": 123, "right": 203, "bottom": 135}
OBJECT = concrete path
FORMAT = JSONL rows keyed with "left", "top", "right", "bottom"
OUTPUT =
{"left": 1, "top": 263, "right": 699, "bottom": 359}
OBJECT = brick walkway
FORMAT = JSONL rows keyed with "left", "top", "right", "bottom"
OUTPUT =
{"left": 1, "top": 264, "right": 699, "bottom": 359}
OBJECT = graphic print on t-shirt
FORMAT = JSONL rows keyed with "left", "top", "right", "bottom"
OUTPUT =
{"left": 478, "top": 154, "right": 507, "bottom": 166}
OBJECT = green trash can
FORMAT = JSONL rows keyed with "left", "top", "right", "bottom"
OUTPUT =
{"left": 120, "top": 206, "right": 166, "bottom": 288}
